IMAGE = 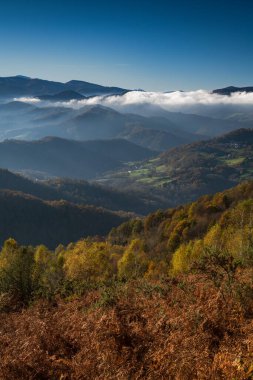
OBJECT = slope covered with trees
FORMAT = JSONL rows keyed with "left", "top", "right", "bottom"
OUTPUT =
{"left": 103, "top": 128, "right": 253, "bottom": 206}
{"left": 0, "top": 168, "right": 166, "bottom": 214}
{"left": 0, "top": 190, "right": 129, "bottom": 248}
{"left": 0, "top": 182, "right": 253, "bottom": 378}
{"left": 0, "top": 137, "right": 155, "bottom": 179}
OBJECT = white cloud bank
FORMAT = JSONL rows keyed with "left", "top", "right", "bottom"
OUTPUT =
{"left": 15, "top": 90, "right": 253, "bottom": 116}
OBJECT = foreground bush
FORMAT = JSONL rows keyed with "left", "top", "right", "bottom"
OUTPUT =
{"left": 0, "top": 275, "right": 253, "bottom": 379}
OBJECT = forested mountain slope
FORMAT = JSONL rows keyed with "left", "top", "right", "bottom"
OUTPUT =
{"left": 1, "top": 182, "right": 253, "bottom": 378}
{"left": 0, "top": 137, "right": 155, "bottom": 179}
{"left": 0, "top": 190, "right": 129, "bottom": 247}
{"left": 0, "top": 168, "right": 166, "bottom": 214}
{"left": 102, "top": 128, "right": 253, "bottom": 206}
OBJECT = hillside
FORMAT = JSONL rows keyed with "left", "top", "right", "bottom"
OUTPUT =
{"left": 0, "top": 137, "right": 155, "bottom": 179}
{"left": 0, "top": 190, "right": 128, "bottom": 247}
{"left": 126, "top": 103, "right": 244, "bottom": 137}
{"left": 65, "top": 80, "right": 128, "bottom": 96}
{"left": 0, "top": 168, "right": 166, "bottom": 214}
{"left": 37, "top": 90, "right": 86, "bottom": 101}
{"left": 0, "top": 76, "right": 127, "bottom": 97}
{"left": 46, "top": 178, "right": 166, "bottom": 214}
{"left": 213, "top": 85, "right": 253, "bottom": 95}
{"left": 101, "top": 128, "right": 253, "bottom": 206}
{"left": 109, "top": 180, "right": 253, "bottom": 248}
{"left": 1, "top": 182, "right": 253, "bottom": 378}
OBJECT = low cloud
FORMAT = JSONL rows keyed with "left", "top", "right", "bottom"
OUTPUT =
{"left": 15, "top": 90, "right": 253, "bottom": 116}
{"left": 14, "top": 97, "right": 41, "bottom": 104}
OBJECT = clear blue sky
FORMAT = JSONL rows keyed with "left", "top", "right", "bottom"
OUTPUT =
{"left": 0, "top": 0, "right": 252, "bottom": 91}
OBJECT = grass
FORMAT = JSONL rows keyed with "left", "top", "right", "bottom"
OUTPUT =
{"left": 224, "top": 157, "right": 245, "bottom": 166}
{"left": 221, "top": 156, "right": 245, "bottom": 166}
{"left": 126, "top": 160, "right": 172, "bottom": 188}
{"left": 129, "top": 168, "right": 150, "bottom": 178}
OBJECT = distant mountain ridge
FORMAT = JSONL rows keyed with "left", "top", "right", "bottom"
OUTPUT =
{"left": 0, "top": 102, "right": 200, "bottom": 151}
{"left": 37, "top": 90, "right": 86, "bottom": 101}
{"left": 0, "top": 137, "right": 155, "bottom": 179}
{"left": 213, "top": 86, "right": 253, "bottom": 95}
{"left": 0, "top": 75, "right": 128, "bottom": 97}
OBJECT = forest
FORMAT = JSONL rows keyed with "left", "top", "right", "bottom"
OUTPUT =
{"left": 1, "top": 181, "right": 253, "bottom": 378}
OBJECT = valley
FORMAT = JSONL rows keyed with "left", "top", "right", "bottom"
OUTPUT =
{"left": 0, "top": 76, "right": 253, "bottom": 379}
{"left": 2, "top": 0, "right": 253, "bottom": 377}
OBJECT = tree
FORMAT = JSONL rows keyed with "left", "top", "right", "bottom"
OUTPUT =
{"left": 0, "top": 239, "right": 35, "bottom": 303}
{"left": 118, "top": 239, "right": 149, "bottom": 279}
{"left": 64, "top": 241, "right": 116, "bottom": 286}
{"left": 33, "top": 245, "right": 64, "bottom": 298}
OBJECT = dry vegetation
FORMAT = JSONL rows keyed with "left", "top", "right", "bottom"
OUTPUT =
{"left": 1, "top": 182, "right": 253, "bottom": 379}
{"left": 0, "top": 273, "right": 253, "bottom": 380}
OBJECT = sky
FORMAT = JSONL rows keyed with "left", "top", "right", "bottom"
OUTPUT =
{"left": 0, "top": 0, "right": 252, "bottom": 91}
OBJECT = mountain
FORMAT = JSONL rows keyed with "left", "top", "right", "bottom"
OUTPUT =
{"left": 0, "top": 100, "right": 248, "bottom": 151}
{"left": 46, "top": 178, "right": 167, "bottom": 214}
{"left": 0, "top": 101, "right": 36, "bottom": 113}
{"left": 0, "top": 137, "right": 155, "bottom": 179}
{"left": 65, "top": 80, "right": 128, "bottom": 96}
{"left": 157, "top": 110, "right": 242, "bottom": 136}
{"left": 109, "top": 180, "right": 253, "bottom": 249}
{"left": 65, "top": 105, "right": 193, "bottom": 143}
{"left": 0, "top": 75, "right": 128, "bottom": 97}
{"left": 0, "top": 189, "right": 128, "bottom": 247}
{"left": 37, "top": 90, "right": 86, "bottom": 101}
{"left": 5, "top": 104, "right": 199, "bottom": 150}
{"left": 0, "top": 168, "right": 168, "bottom": 216}
{"left": 213, "top": 85, "right": 253, "bottom": 95}
{"left": 101, "top": 128, "right": 253, "bottom": 207}
{"left": 118, "top": 126, "right": 190, "bottom": 151}
{"left": 0, "top": 76, "right": 65, "bottom": 97}
{"left": 0, "top": 103, "right": 76, "bottom": 141}
{"left": 122, "top": 103, "right": 245, "bottom": 137}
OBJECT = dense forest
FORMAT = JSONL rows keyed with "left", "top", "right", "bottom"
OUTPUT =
{"left": 1, "top": 181, "right": 253, "bottom": 378}
{"left": 0, "top": 190, "right": 130, "bottom": 248}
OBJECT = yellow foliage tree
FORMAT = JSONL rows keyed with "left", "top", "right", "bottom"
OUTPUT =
{"left": 64, "top": 241, "right": 118, "bottom": 284}
{"left": 118, "top": 239, "right": 149, "bottom": 279}
{"left": 171, "top": 239, "right": 203, "bottom": 275}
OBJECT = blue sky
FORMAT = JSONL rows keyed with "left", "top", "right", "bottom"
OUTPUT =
{"left": 0, "top": 0, "right": 252, "bottom": 90}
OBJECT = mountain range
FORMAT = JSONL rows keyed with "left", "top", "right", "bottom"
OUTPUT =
{"left": 213, "top": 85, "right": 253, "bottom": 95}
{"left": 0, "top": 100, "right": 250, "bottom": 152}
{"left": 0, "top": 76, "right": 253, "bottom": 240}
{"left": 0, "top": 102, "right": 201, "bottom": 150}
{"left": 37, "top": 90, "right": 87, "bottom": 101}
{"left": 0, "top": 75, "right": 128, "bottom": 97}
